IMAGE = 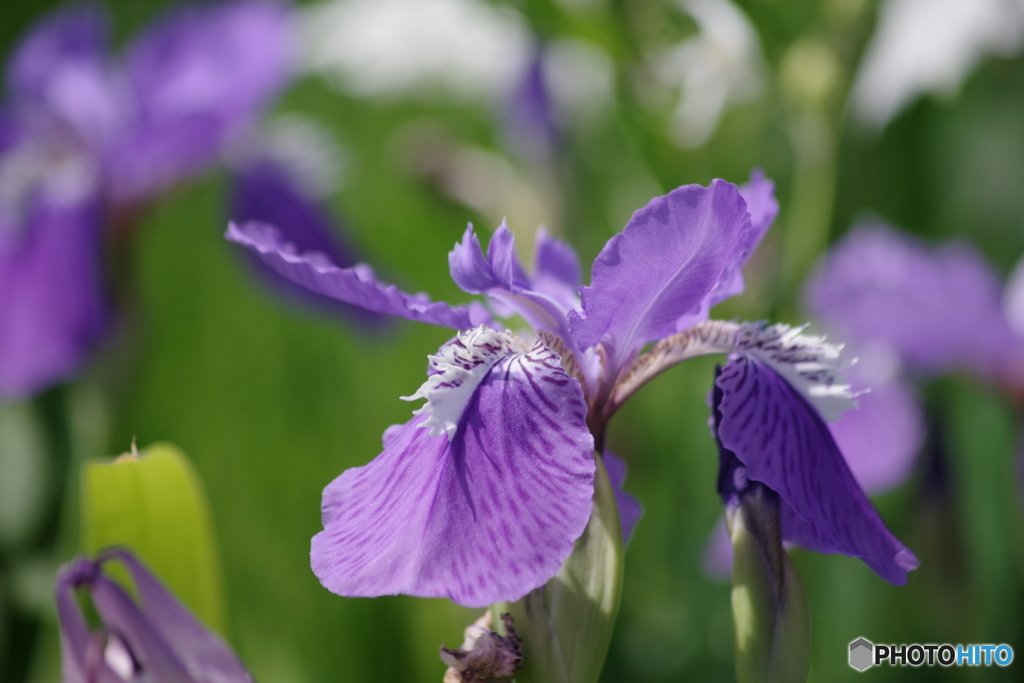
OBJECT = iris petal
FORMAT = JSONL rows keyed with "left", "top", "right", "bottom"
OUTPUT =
{"left": 715, "top": 356, "right": 918, "bottom": 585}
{"left": 806, "top": 222, "right": 1021, "bottom": 380}
{"left": 229, "top": 159, "right": 385, "bottom": 327}
{"left": 0, "top": 197, "right": 107, "bottom": 400}
{"left": 226, "top": 221, "right": 484, "bottom": 329}
{"left": 569, "top": 180, "right": 751, "bottom": 370}
{"left": 109, "top": 0, "right": 293, "bottom": 202}
{"left": 311, "top": 340, "right": 595, "bottom": 607}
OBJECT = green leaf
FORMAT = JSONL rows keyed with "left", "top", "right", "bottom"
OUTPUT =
{"left": 81, "top": 441, "right": 226, "bottom": 634}
{"left": 495, "top": 453, "right": 625, "bottom": 683}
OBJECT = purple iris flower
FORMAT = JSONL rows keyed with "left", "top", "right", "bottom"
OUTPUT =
{"left": 805, "top": 221, "right": 1024, "bottom": 492}
{"left": 0, "top": 1, "right": 301, "bottom": 400}
{"left": 227, "top": 170, "right": 916, "bottom": 607}
{"left": 56, "top": 548, "right": 252, "bottom": 683}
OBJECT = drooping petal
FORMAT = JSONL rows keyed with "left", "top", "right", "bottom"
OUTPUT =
{"left": 569, "top": 179, "right": 751, "bottom": 369}
{"left": 101, "top": 549, "right": 253, "bottom": 681}
{"left": 715, "top": 356, "right": 918, "bottom": 584}
{"left": 0, "top": 196, "right": 107, "bottom": 400}
{"left": 229, "top": 159, "right": 385, "bottom": 327}
{"left": 108, "top": 0, "right": 294, "bottom": 202}
{"left": 805, "top": 223, "right": 1022, "bottom": 381}
{"left": 226, "top": 221, "right": 483, "bottom": 329}
{"left": 311, "top": 332, "right": 595, "bottom": 607}
{"left": 603, "top": 451, "right": 643, "bottom": 544}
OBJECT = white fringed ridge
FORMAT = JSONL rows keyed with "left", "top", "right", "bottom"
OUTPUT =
{"left": 401, "top": 325, "right": 529, "bottom": 438}
{"left": 735, "top": 322, "right": 859, "bottom": 422}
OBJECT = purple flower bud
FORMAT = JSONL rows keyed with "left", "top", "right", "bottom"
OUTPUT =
{"left": 56, "top": 548, "right": 252, "bottom": 683}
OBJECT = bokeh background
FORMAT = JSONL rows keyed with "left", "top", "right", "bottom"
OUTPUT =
{"left": 2, "top": 0, "right": 1023, "bottom": 681}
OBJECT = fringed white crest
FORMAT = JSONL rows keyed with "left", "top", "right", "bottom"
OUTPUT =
{"left": 401, "top": 325, "right": 529, "bottom": 438}
{"left": 735, "top": 322, "right": 859, "bottom": 422}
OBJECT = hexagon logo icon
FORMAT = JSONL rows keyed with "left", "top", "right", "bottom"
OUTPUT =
{"left": 849, "top": 638, "right": 874, "bottom": 671}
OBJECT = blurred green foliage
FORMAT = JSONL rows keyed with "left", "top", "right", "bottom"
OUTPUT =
{"left": 2, "top": 0, "right": 1024, "bottom": 681}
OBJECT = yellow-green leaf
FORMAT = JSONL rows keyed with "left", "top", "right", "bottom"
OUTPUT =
{"left": 81, "top": 441, "right": 226, "bottom": 634}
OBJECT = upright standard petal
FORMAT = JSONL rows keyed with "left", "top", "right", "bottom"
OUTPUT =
{"left": 805, "top": 223, "right": 1022, "bottom": 380}
{"left": 569, "top": 179, "right": 750, "bottom": 369}
{"left": 311, "top": 329, "right": 595, "bottom": 607}
{"left": 0, "top": 196, "right": 106, "bottom": 400}
{"left": 714, "top": 357, "right": 918, "bottom": 584}
{"left": 449, "top": 223, "right": 576, "bottom": 341}
{"left": 226, "top": 221, "right": 482, "bottom": 329}
{"left": 230, "top": 159, "right": 384, "bottom": 326}
{"left": 109, "top": 0, "right": 294, "bottom": 202}
{"left": 673, "top": 171, "right": 778, "bottom": 332}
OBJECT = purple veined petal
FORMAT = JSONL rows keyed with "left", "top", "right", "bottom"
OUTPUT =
{"left": 672, "top": 172, "right": 779, "bottom": 333}
{"left": 805, "top": 222, "right": 1022, "bottom": 381}
{"left": 0, "top": 195, "right": 107, "bottom": 400}
{"left": 829, "top": 377, "right": 924, "bottom": 494}
{"left": 229, "top": 159, "right": 386, "bottom": 328}
{"left": 226, "top": 221, "right": 484, "bottom": 329}
{"left": 311, "top": 336, "right": 595, "bottom": 607}
{"left": 715, "top": 356, "right": 918, "bottom": 584}
{"left": 532, "top": 227, "right": 581, "bottom": 313}
{"left": 99, "top": 549, "right": 253, "bottom": 682}
{"left": 108, "top": 0, "right": 294, "bottom": 202}
{"left": 569, "top": 179, "right": 751, "bottom": 373}
{"left": 603, "top": 451, "right": 643, "bottom": 544}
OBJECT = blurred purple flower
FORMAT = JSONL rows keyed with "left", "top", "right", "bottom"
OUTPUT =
{"left": 57, "top": 548, "right": 252, "bottom": 683}
{"left": 0, "top": 1, "right": 299, "bottom": 399}
{"left": 805, "top": 222, "right": 1024, "bottom": 496}
{"left": 228, "top": 170, "right": 914, "bottom": 606}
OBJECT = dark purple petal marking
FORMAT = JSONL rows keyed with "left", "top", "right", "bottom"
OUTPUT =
{"left": 226, "top": 221, "right": 482, "bottom": 329}
{"left": 569, "top": 179, "right": 751, "bottom": 371}
{"left": 311, "top": 341, "right": 595, "bottom": 607}
{"left": 715, "top": 357, "right": 918, "bottom": 585}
